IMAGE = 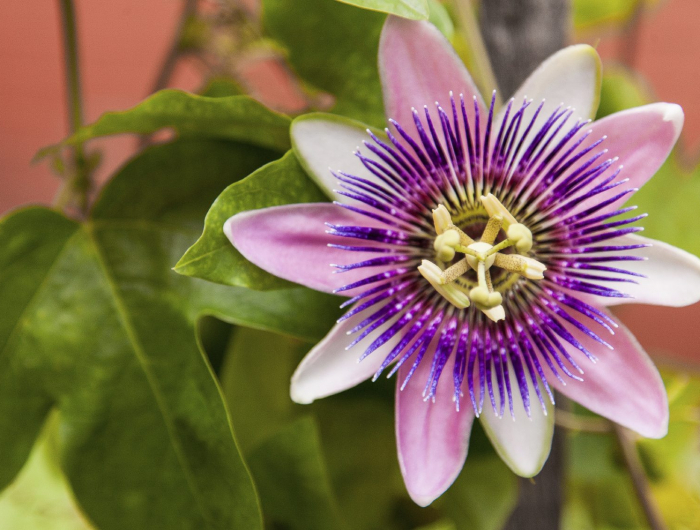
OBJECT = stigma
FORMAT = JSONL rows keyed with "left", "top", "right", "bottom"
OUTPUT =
{"left": 418, "top": 195, "right": 546, "bottom": 321}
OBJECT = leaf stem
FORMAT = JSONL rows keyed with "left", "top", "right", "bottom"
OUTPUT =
{"left": 56, "top": 0, "right": 90, "bottom": 216}
{"left": 612, "top": 423, "right": 669, "bottom": 530}
{"left": 452, "top": 0, "right": 502, "bottom": 107}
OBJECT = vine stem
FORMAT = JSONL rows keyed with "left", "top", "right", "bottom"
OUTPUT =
{"left": 149, "top": 0, "right": 198, "bottom": 95}
{"left": 612, "top": 423, "right": 669, "bottom": 530}
{"left": 56, "top": 0, "right": 89, "bottom": 216}
{"left": 138, "top": 0, "right": 197, "bottom": 150}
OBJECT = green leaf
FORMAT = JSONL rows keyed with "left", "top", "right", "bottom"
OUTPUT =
{"left": 573, "top": 0, "right": 658, "bottom": 31}
{"left": 438, "top": 447, "right": 518, "bottom": 530}
{"left": 0, "top": 139, "right": 343, "bottom": 530}
{"left": 221, "top": 326, "right": 437, "bottom": 530}
{"left": 263, "top": 0, "right": 386, "bottom": 128}
{"left": 428, "top": 0, "right": 454, "bottom": 40}
{"left": 222, "top": 328, "right": 345, "bottom": 530}
{"left": 595, "top": 67, "right": 653, "bottom": 120}
{"left": 199, "top": 77, "right": 245, "bottom": 98}
{"left": 336, "top": 0, "right": 429, "bottom": 20}
{"left": 0, "top": 413, "right": 93, "bottom": 530}
{"left": 37, "top": 90, "right": 291, "bottom": 157}
{"left": 175, "top": 150, "right": 328, "bottom": 290}
{"left": 247, "top": 417, "right": 345, "bottom": 530}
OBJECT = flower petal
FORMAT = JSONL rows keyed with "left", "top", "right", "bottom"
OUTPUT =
{"left": 396, "top": 356, "right": 474, "bottom": 506}
{"left": 378, "top": 16, "right": 484, "bottom": 129}
{"left": 291, "top": 113, "right": 379, "bottom": 202}
{"left": 571, "top": 103, "right": 683, "bottom": 215}
{"left": 550, "top": 313, "right": 668, "bottom": 438}
{"left": 507, "top": 44, "right": 602, "bottom": 121}
{"left": 291, "top": 302, "right": 398, "bottom": 404}
{"left": 584, "top": 234, "right": 700, "bottom": 308}
{"left": 479, "top": 366, "right": 554, "bottom": 478}
{"left": 224, "top": 203, "right": 388, "bottom": 295}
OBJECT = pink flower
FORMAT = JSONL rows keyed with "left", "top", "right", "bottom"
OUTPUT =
{"left": 224, "top": 17, "right": 700, "bottom": 506}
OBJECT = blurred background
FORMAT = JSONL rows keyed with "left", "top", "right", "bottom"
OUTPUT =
{"left": 3, "top": 0, "right": 700, "bottom": 368}
{"left": 1, "top": 1, "right": 699, "bottom": 528}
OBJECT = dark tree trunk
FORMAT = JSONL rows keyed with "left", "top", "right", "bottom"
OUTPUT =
{"left": 479, "top": 0, "right": 570, "bottom": 97}
{"left": 479, "top": 1, "right": 570, "bottom": 529}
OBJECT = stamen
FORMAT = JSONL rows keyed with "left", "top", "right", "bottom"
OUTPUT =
{"left": 418, "top": 260, "right": 471, "bottom": 309}
{"left": 481, "top": 215, "right": 503, "bottom": 244}
{"left": 420, "top": 201, "right": 546, "bottom": 318}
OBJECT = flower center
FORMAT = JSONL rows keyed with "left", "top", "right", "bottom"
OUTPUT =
{"left": 418, "top": 194, "right": 546, "bottom": 322}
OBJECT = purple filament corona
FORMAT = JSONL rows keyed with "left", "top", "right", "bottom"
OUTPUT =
{"left": 329, "top": 92, "right": 647, "bottom": 418}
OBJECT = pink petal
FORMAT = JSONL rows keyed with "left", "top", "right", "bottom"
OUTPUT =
{"left": 290, "top": 308, "right": 395, "bottom": 404}
{"left": 224, "top": 203, "right": 390, "bottom": 295}
{"left": 378, "top": 16, "right": 485, "bottom": 130}
{"left": 571, "top": 103, "right": 683, "bottom": 215}
{"left": 479, "top": 367, "right": 554, "bottom": 478}
{"left": 550, "top": 313, "right": 668, "bottom": 438}
{"left": 396, "top": 356, "right": 474, "bottom": 506}
{"left": 584, "top": 234, "right": 700, "bottom": 308}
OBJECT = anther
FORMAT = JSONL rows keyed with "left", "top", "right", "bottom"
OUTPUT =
{"left": 418, "top": 260, "right": 471, "bottom": 309}
{"left": 422, "top": 200, "right": 545, "bottom": 320}
{"left": 434, "top": 229, "right": 460, "bottom": 262}
{"left": 506, "top": 223, "right": 533, "bottom": 253}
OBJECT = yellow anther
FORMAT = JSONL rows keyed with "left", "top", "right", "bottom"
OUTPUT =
{"left": 421, "top": 200, "right": 545, "bottom": 320}
{"left": 432, "top": 205, "right": 453, "bottom": 235}
{"left": 520, "top": 256, "right": 546, "bottom": 280}
{"left": 434, "top": 229, "right": 460, "bottom": 262}
{"left": 480, "top": 194, "right": 517, "bottom": 228}
{"left": 506, "top": 223, "right": 533, "bottom": 253}
{"left": 482, "top": 305, "right": 506, "bottom": 322}
{"left": 418, "top": 260, "right": 471, "bottom": 309}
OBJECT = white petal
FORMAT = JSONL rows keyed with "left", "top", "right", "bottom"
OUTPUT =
{"left": 291, "top": 113, "right": 381, "bottom": 202}
{"left": 479, "top": 364, "right": 554, "bottom": 477}
{"left": 497, "top": 45, "right": 601, "bottom": 179}
{"left": 507, "top": 44, "right": 602, "bottom": 122}
{"left": 290, "top": 303, "right": 398, "bottom": 404}
{"left": 587, "top": 234, "right": 700, "bottom": 307}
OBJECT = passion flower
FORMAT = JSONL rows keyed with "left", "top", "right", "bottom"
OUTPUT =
{"left": 224, "top": 16, "right": 700, "bottom": 506}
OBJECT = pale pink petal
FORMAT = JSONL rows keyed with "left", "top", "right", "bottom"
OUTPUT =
{"left": 579, "top": 234, "right": 700, "bottom": 308}
{"left": 507, "top": 44, "right": 602, "bottom": 122}
{"left": 378, "top": 16, "right": 485, "bottom": 130}
{"left": 479, "top": 366, "right": 554, "bottom": 477}
{"left": 291, "top": 113, "right": 379, "bottom": 202}
{"left": 570, "top": 103, "right": 683, "bottom": 215}
{"left": 290, "top": 307, "right": 397, "bottom": 404}
{"left": 396, "top": 355, "right": 474, "bottom": 507}
{"left": 550, "top": 314, "right": 668, "bottom": 438}
{"left": 224, "top": 203, "right": 390, "bottom": 295}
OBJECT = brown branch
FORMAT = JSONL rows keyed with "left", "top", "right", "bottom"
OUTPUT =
{"left": 149, "top": 0, "right": 198, "bottom": 95}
